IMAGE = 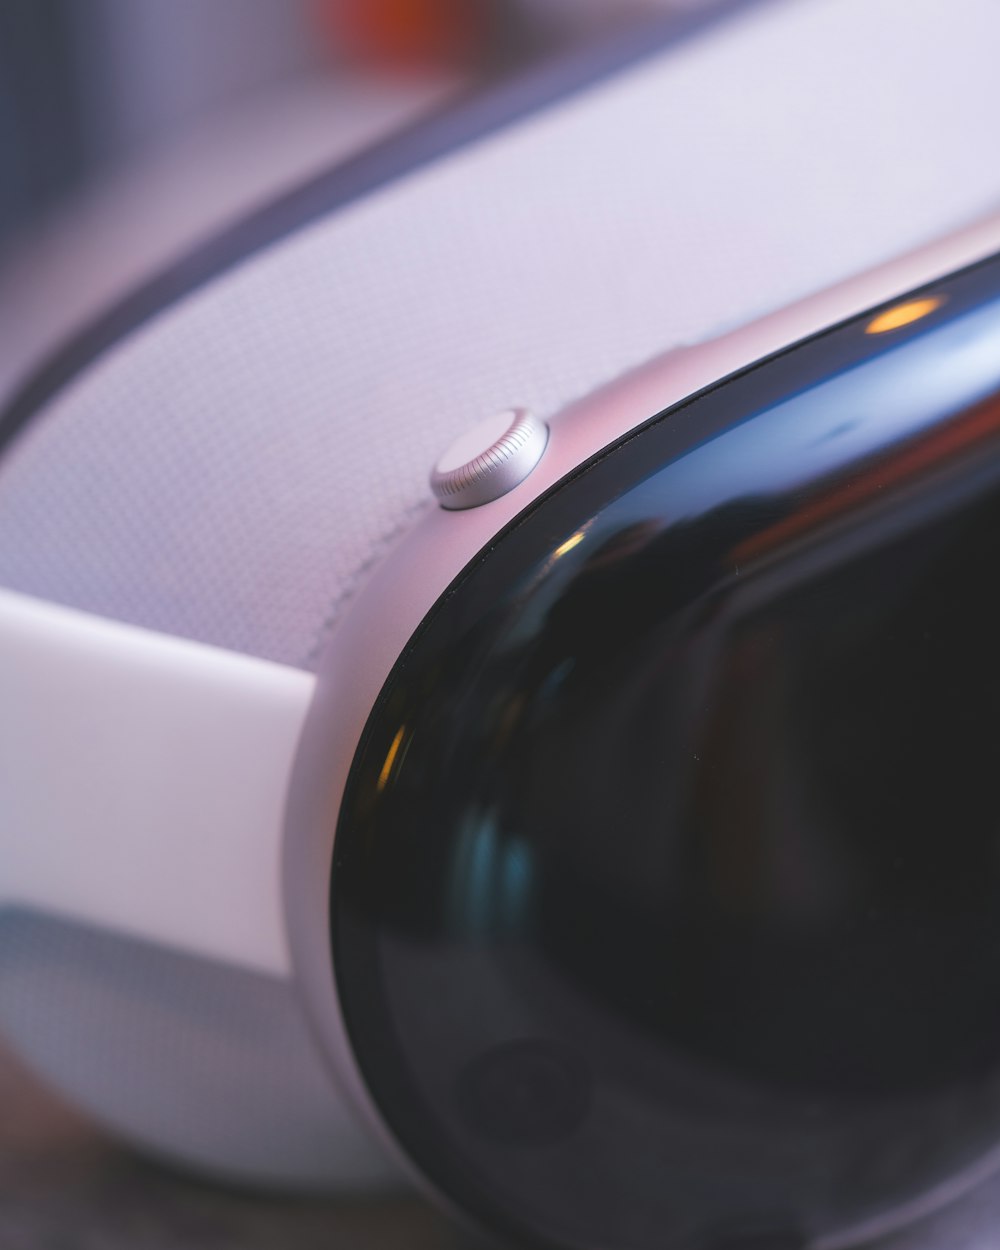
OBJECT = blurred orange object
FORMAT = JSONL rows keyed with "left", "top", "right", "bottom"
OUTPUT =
{"left": 315, "top": 0, "right": 499, "bottom": 70}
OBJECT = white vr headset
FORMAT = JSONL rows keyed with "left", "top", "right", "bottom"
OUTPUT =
{"left": 4, "top": 1, "right": 1000, "bottom": 1247}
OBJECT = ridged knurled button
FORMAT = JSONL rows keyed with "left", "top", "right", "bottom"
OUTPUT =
{"left": 431, "top": 407, "right": 549, "bottom": 510}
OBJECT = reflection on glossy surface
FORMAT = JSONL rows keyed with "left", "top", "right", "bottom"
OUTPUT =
{"left": 866, "top": 296, "right": 945, "bottom": 335}
{"left": 335, "top": 256, "right": 1000, "bottom": 1250}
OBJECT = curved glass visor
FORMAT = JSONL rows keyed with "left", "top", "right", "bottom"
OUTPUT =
{"left": 334, "top": 253, "right": 1000, "bottom": 1250}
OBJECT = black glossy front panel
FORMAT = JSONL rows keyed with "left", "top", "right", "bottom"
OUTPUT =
{"left": 334, "top": 256, "right": 1000, "bottom": 1250}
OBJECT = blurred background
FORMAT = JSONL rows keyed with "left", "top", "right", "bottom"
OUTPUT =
{"left": 0, "top": 0, "right": 714, "bottom": 401}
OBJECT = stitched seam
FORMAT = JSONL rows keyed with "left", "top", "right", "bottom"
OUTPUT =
{"left": 300, "top": 496, "right": 432, "bottom": 671}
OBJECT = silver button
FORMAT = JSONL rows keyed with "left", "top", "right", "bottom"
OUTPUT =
{"left": 431, "top": 408, "right": 549, "bottom": 510}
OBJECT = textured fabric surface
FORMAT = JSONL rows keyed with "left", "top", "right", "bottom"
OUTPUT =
{"left": 1, "top": 0, "right": 1000, "bottom": 671}
{"left": 0, "top": 73, "right": 459, "bottom": 403}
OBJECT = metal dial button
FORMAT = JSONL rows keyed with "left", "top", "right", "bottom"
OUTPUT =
{"left": 431, "top": 407, "right": 549, "bottom": 510}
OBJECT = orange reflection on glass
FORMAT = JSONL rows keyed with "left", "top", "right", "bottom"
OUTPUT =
{"left": 377, "top": 725, "right": 406, "bottom": 792}
{"left": 865, "top": 296, "right": 944, "bottom": 335}
{"left": 553, "top": 531, "right": 585, "bottom": 559}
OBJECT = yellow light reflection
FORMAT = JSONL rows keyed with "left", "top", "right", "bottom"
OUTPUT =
{"left": 865, "top": 296, "right": 943, "bottom": 335}
{"left": 553, "top": 531, "right": 585, "bottom": 559}
{"left": 377, "top": 726, "right": 406, "bottom": 792}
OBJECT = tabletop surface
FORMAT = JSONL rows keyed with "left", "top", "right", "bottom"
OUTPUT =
{"left": 3, "top": 1038, "right": 999, "bottom": 1250}
{"left": 0, "top": 1038, "right": 466, "bottom": 1250}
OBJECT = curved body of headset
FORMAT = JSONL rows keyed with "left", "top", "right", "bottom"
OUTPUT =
{"left": 5, "top": 0, "right": 1000, "bottom": 1245}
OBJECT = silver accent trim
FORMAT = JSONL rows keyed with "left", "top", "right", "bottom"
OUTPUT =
{"left": 283, "top": 209, "right": 1000, "bottom": 1243}
{"left": 430, "top": 407, "right": 549, "bottom": 509}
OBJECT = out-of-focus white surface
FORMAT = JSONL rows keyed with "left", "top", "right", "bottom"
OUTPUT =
{"left": 0, "top": 587, "right": 310, "bottom": 976}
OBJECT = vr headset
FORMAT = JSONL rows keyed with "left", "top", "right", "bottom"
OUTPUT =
{"left": 3, "top": 1, "right": 1000, "bottom": 1247}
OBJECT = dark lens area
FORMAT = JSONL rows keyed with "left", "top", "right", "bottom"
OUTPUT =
{"left": 334, "top": 259, "right": 1000, "bottom": 1250}
{"left": 526, "top": 492, "right": 1000, "bottom": 1095}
